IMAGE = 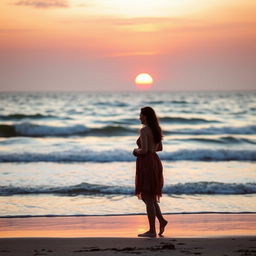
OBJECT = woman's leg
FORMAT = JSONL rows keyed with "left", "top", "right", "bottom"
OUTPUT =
{"left": 139, "top": 194, "right": 168, "bottom": 237}
{"left": 154, "top": 201, "right": 168, "bottom": 235}
{"left": 154, "top": 201, "right": 164, "bottom": 222}
{"left": 140, "top": 194, "right": 156, "bottom": 236}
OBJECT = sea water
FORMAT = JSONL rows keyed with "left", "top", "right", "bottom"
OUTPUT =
{"left": 0, "top": 91, "right": 255, "bottom": 217}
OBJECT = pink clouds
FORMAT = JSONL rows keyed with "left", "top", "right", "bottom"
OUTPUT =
{"left": 15, "top": 0, "right": 68, "bottom": 8}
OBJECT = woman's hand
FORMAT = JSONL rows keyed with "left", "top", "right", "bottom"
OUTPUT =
{"left": 133, "top": 148, "right": 138, "bottom": 157}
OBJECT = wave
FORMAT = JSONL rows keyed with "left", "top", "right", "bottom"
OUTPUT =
{"left": 0, "top": 123, "right": 135, "bottom": 137}
{"left": 144, "top": 100, "right": 190, "bottom": 104}
{"left": 0, "top": 149, "right": 255, "bottom": 162}
{"left": 160, "top": 149, "right": 256, "bottom": 161}
{"left": 168, "top": 125, "right": 256, "bottom": 135}
{"left": 166, "top": 182, "right": 256, "bottom": 195}
{"left": 0, "top": 182, "right": 255, "bottom": 196}
{"left": 179, "top": 136, "right": 256, "bottom": 145}
{"left": 1, "top": 122, "right": 255, "bottom": 137}
{"left": 143, "top": 100, "right": 165, "bottom": 104}
{"left": 160, "top": 116, "right": 219, "bottom": 124}
{"left": 0, "top": 113, "right": 59, "bottom": 120}
{"left": 102, "top": 117, "right": 218, "bottom": 125}
{"left": 94, "top": 101, "right": 129, "bottom": 107}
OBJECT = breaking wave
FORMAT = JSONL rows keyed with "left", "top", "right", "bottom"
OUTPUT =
{"left": 0, "top": 122, "right": 255, "bottom": 137}
{"left": 0, "top": 123, "right": 135, "bottom": 137}
{"left": 178, "top": 136, "right": 256, "bottom": 145}
{"left": 0, "top": 148, "right": 255, "bottom": 162}
{"left": 0, "top": 182, "right": 255, "bottom": 196}
{"left": 167, "top": 125, "right": 256, "bottom": 135}
{"left": 160, "top": 116, "right": 219, "bottom": 124}
{"left": 0, "top": 114, "right": 60, "bottom": 120}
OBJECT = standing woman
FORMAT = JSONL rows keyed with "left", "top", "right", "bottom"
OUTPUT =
{"left": 133, "top": 106, "right": 168, "bottom": 237}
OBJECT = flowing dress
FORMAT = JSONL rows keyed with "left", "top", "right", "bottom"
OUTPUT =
{"left": 135, "top": 138, "right": 163, "bottom": 202}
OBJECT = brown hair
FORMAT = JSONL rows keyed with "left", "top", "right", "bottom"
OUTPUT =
{"left": 140, "top": 106, "right": 163, "bottom": 143}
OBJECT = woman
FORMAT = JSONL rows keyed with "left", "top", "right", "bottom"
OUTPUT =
{"left": 133, "top": 106, "right": 168, "bottom": 237}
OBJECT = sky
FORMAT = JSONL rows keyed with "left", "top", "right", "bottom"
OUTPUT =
{"left": 0, "top": 0, "right": 255, "bottom": 92}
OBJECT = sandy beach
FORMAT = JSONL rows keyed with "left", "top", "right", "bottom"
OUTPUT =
{"left": 0, "top": 214, "right": 255, "bottom": 255}
{"left": 1, "top": 237, "right": 256, "bottom": 256}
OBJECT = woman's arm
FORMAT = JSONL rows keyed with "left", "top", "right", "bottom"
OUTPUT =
{"left": 156, "top": 141, "right": 163, "bottom": 152}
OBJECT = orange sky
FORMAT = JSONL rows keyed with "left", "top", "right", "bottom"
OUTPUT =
{"left": 0, "top": 0, "right": 255, "bottom": 91}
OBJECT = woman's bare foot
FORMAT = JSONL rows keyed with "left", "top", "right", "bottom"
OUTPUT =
{"left": 159, "top": 219, "right": 168, "bottom": 235}
{"left": 138, "top": 231, "right": 156, "bottom": 238}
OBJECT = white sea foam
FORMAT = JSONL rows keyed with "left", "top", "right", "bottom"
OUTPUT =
{"left": 15, "top": 122, "right": 89, "bottom": 136}
{"left": 0, "top": 182, "right": 255, "bottom": 196}
{"left": 0, "top": 148, "right": 255, "bottom": 162}
{"left": 168, "top": 125, "right": 256, "bottom": 135}
{"left": 1, "top": 122, "right": 256, "bottom": 137}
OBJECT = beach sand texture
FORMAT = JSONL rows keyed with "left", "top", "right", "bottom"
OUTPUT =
{"left": 1, "top": 237, "right": 256, "bottom": 256}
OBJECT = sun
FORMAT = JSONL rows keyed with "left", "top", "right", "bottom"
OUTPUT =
{"left": 135, "top": 73, "right": 153, "bottom": 90}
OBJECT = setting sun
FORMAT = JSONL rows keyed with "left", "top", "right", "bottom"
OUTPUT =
{"left": 135, "top": 73, "right": 153, "bottom": 90}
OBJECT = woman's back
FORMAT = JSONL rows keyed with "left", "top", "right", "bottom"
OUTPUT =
{"left": 141, "top": 126, "right": 162, "bottom": 153}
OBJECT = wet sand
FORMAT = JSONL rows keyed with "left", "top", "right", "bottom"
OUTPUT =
{"left": 0, "top": 214, "right": 255, "bottom": 255}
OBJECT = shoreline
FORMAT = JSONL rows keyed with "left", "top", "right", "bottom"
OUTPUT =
{"left": 1, "top": 211, "right": 256, "bottom": 218}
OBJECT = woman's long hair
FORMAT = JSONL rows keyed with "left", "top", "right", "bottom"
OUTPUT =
{"left": 141, "top": 106, "right": 163, "bottom": 143}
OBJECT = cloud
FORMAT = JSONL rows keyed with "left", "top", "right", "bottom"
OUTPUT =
{"left": 15, "top": 0, "right": 68, "bottom": 8}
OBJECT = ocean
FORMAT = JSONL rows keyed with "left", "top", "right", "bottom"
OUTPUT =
{"left": 0, "top": 91, "right": 255, "bottom": 217}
